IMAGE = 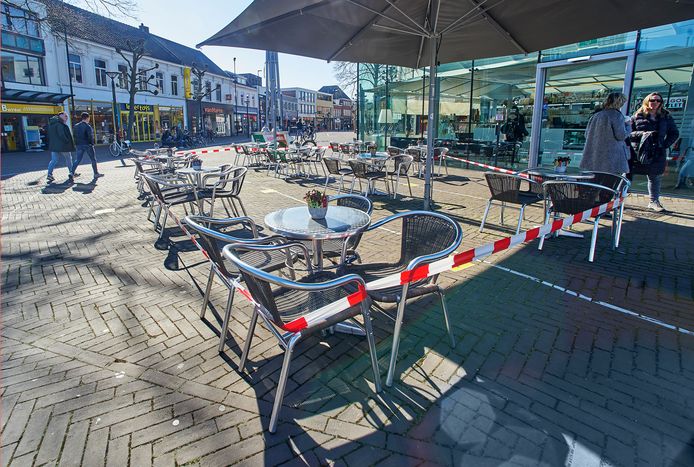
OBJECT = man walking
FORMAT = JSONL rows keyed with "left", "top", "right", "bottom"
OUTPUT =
{"left": 47, "top": 111, "right": 76, "bottom": 183}
{"left": 71, "top": 112, "right": 103, "bottom": 179}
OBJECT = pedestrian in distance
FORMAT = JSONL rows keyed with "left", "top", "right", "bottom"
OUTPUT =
{"left": 580, "top": 92, "right": 631, "bottom": 175}
{"left": 46, "top": 111, "right": 76, "bottom": 184}
{"left": 71, "top": 112, "right": 103, "bottom": 180}
{"left": 630, "top": 92, "right": 679, "bottom": 212}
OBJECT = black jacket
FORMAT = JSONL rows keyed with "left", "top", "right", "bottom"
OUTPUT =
{"left": 73, "top": 121, "right": 94, "bottom": 146}
{"left": 630, "top": 111, "right": 679, "bottom": 176}
{"left": 47, "top": 116, "right": 76, "bottom": 152}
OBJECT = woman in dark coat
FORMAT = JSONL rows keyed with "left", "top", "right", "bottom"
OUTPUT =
{"left": 630, "top": 92, "right": 679, "bottom": 212}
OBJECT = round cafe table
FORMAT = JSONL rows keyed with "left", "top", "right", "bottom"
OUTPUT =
{"left": 264, "top": 205, "right": 371, "bottom": 271}
{"left": 527, "top": 167, "right": 595, "bottom": 181}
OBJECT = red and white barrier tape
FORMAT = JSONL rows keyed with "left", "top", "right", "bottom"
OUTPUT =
{"left": 174, "top": 146, "right": 235, "bottom": 156}
{"left": 161, "top": 186, "right": 623, "bottom": 333}
{"left": 449, "top": 157, "right": 526, "bottom": 177}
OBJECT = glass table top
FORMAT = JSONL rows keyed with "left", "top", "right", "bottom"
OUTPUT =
{"left": 264, "top": 206, "right": 371, "bottom": 240}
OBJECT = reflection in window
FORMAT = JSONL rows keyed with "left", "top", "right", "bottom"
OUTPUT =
{"left": 1, "top": 50, "right": 44, "bottom": 85}
{"left": 68, "top": 53, "right": 82, "bottom": 83}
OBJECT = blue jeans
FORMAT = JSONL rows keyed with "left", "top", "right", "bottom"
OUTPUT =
{"left": 72, "top": 145, "right": 98, "bottom": 175}
{"left": 48, "top": 152, "right": 73, "bottom": 177}
{"left": 647, "top": 174, "right": 661, "bottom": 202}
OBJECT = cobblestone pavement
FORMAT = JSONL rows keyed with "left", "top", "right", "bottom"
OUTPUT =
{"left": 2, "top": 133, "right": 693, "bottom": 466}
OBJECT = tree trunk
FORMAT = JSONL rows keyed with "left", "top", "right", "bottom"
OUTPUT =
{"left": 126, "top": 65, "right": 138, "bottom": 141}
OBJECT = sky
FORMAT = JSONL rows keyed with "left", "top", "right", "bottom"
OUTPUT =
{"left": 112, "top": 0, "right": 342, "bottom": 92}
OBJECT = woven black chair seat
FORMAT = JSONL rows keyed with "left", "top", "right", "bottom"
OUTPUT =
{"left": 163, "top": 192, "right": 198, "bottom": 205}
{"left": 345, "top": 262, "right": 437, "bottom": 302}
{"left": 364, "top": 171, "right": 386, "bottom": 179}
{"left": 272, "top": 271, "right": 361, "bottom": 335}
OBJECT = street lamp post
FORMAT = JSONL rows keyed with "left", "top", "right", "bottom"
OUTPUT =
{"left": 105, "top": 71, "right": 121, "bottom": 144}
{"left": 245, "top": 95, "right": 250, "bottom": 138}
{"left": 191, "top": 63, "right": 209, "bottom": 135}
{"left": 257, "top": 69, "right": 262, "bottom": 130}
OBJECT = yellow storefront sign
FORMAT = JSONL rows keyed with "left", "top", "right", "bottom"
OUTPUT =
{"left": 183, "top": 67, "right": 192, "bottom": 99}
{"left": 2, "top": 103, "right": 64, "bottom": 115}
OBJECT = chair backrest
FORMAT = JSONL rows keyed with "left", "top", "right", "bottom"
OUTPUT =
{"left": 224, "top": 166, "right": 248, "bottom": 196}
{"left": 433, "top": 147, "right": 448, "bottom": 158}
{"left": 348, "top": 160, "right": 370, "bottom": 179}
{"left": 223, "top": 242, "right": 313, "bottom": 327}
{"left": 324, "top": 158, "right": 343, "bottom": 176}
{"left": 589, "top": 172, "right": 630, "bottom": 196}
{"left": 484, "top": 172, "right": 522, "bottom": 204}
{"left": 398, "top": 212, "right": 462, "bottom": 268}
{"left": 330, "top": 194, "right": 373, "bottom": 215}
{"left": 387, "top": 146, "right": 404, "bottom": 157}
{"left": 392, "top": 155, "right": 414, "bottom": 175}
{"left": 330, "top": 194, "right": 372, "bottom": 251}
{"left": 543, "top": 181, "right": 619, "bottom": 216}
{"left": 406, "top": 147, "right": 422, "bottom": 161}
{"left": 183, "top": 215, "right": 260, "bottom": 277}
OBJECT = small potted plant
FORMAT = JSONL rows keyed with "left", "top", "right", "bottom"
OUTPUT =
{"left": 304, "top": 189, "right": 328, "bottom": 219}
{"left": 553, "top": 156, "right": 570, "bottom": 173}
{"left": 191, "top": 156, "right": 202, "bottom": 170}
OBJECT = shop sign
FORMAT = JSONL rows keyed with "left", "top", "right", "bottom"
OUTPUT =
{"left": 665, "top": 97, "right": 686, "bottom": 109}
{"left": 120, "top": 103, "right": 154, "bottom": 112}
{"left": 1, "top": 103, "right": 63, "bottom": 115}
{"left": 203, "top": 106, "right": 224, "bottom": 114}
{"left": 183, "top": 67, "right": 192, "bottom": 99}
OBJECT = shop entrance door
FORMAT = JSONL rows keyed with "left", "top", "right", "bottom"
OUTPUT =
{"left": 529, "top": 51, "right": 635, "bottom": 168}
{"left": 1, "top": 115, "right": 22, "bottom": 152}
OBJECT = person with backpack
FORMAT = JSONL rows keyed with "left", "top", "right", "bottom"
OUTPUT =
{"left": 46, "top": 111, "right": 76, "bottom": 183}
{"left": 71, "top": 112, "right": 103, "bottom": 180}
{"left": 630, "top": 92, "right": 679, "bottom": 212}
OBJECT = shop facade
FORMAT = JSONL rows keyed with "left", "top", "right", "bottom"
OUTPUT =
{"left": 187, "top": 101, "right": 234, "bottom": 136}
{"left": 358, "top": 19, "right": 694, "bottom": 195}
{"left": 1, "top": 93, "right": 68, "bottom": 153}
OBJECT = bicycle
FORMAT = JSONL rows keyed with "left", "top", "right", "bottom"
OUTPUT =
{"left": 109, "top": 138, "right": 131, "bottom": 157}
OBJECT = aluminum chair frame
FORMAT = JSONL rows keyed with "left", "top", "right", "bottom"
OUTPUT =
{"left": 388, "top": 155, "right": 414, "bottom": 199}
{"left": 480, "top": 172, "right": 543, "bottom": 235}
{"left": 323, "top": 158, "right": 354, "bottom": 193}
{"left": 348, "top": 159, "right": 390, "bottom": 197}
{"left": 538, "top": 181, "right": 619, "bottom": 262}
{"left": 348, "top": 211, "right": 463, "bottom": 387}
{"left": 183, "top": 215, "right": 291, "bottom": 353}
{"left": 223, "top": 242, "right": 382, "bottom": 433}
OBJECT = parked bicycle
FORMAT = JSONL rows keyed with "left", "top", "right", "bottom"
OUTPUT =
{"left": 109, "top": 137, "right": 131, "bottom": 157}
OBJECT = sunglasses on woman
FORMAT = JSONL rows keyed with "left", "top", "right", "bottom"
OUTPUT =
{"left": 649, "top": 98, "right": 662, "bottom": 103}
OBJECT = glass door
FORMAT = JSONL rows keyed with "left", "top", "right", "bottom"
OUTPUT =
{"left": 529, "top": 51, "right": 635, "bottom": 168}
{"left": 537, "top": 57, "right": 629, "bottom": 168}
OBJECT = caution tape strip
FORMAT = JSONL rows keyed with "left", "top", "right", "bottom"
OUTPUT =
{"left": 174, "top": 146, "right": 235, "bottom": 156}
{"left": 156, "top": 174, "right": 623, "bottom": 333}
{"left": 448, "top": 157, "right": 527, "bottom": 177}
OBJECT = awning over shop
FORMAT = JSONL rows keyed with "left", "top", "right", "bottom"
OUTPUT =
{"left": 2, "top": 88, "right": 73, "bottom": 104}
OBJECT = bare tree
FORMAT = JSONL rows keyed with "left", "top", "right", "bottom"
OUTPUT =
{"left": 116, "top": 39, "right": 159, "bottom": 141}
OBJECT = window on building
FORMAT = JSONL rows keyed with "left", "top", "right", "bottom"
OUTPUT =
{"left": 1, "top": 50, "right": 44, "bottom": 85}
{"left": 138, "top": 69, "right": 148, "bottom": 90}
{"left": 155, "top": 72, "right": 164, "bottom": 93}
{"left": 192, "top": 78, "right": 199, "bottom": 94}
{"left": 94, "top": 59, "right": 107, "bottom": 86}
{"left": 171, "top": 75, "right": 178, "bottom": 95}
{"left": 205, "top": 81, "right": 212, "bottom": 99}
{"left": 118, "top": 64, "right": 129, "bottom": 89}
{"left": 2, "top": 4, "right": 40, "bottom": 38}
{"left": 215, "top": 83, "right": 222, "bottom": 102}
{"left": 68, "top": 53, "right": 82, "bottom": 83}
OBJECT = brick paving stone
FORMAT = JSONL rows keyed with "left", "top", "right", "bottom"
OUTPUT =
{"left": 3, "top": 134, "right": 694, "bottom": 465}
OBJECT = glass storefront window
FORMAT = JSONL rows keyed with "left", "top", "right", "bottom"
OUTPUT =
{"left": 629, "top": 20, "right": 694, "bottom": 196}
{"left": 541, "top": 32, "right": 637, "bottom": 62}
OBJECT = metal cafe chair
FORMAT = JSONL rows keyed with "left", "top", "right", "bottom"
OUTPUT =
{"left": 406, "top": 146, "right": 425, "bottom": 177}
{"left": 183, "top": 215, "right": 292, "bottom": 352}
{"left": 433, "top": 147, "right": 449, "bottom": 176}
{"left": 202, "top": 166, "right": 248, "bottom": 217}
{"left": 588, "top": 172, "right": 630, "bottom": 248}
{"left": 480, "top": 172, "right": 543, "bottom": 235}
{"left": 223, "top": 242, "right": 382, "bottom": 433}
{"left": 348, "top": 159, "right": 390, "bottom": 196}
{"left": 388, "top": 154, "right": 414, "bottom": 199}
{"left": 387, "top": 145, "right": 405, "bottom": 157}
{"left": 345, "top": 211, "right": 463, "bottom": 386}
{"left": 538, "top": 181, "right": 620, "bottom": 262}
{"left": 323, "top": 157, "right": 354, "bottom": 193}
{"left": 141, "top": 173, "right": 198, "bottom": 239}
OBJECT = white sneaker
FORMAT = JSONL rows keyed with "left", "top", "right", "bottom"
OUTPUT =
{"left": 648, "top": 200, "right": 665, "bottom": 212}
